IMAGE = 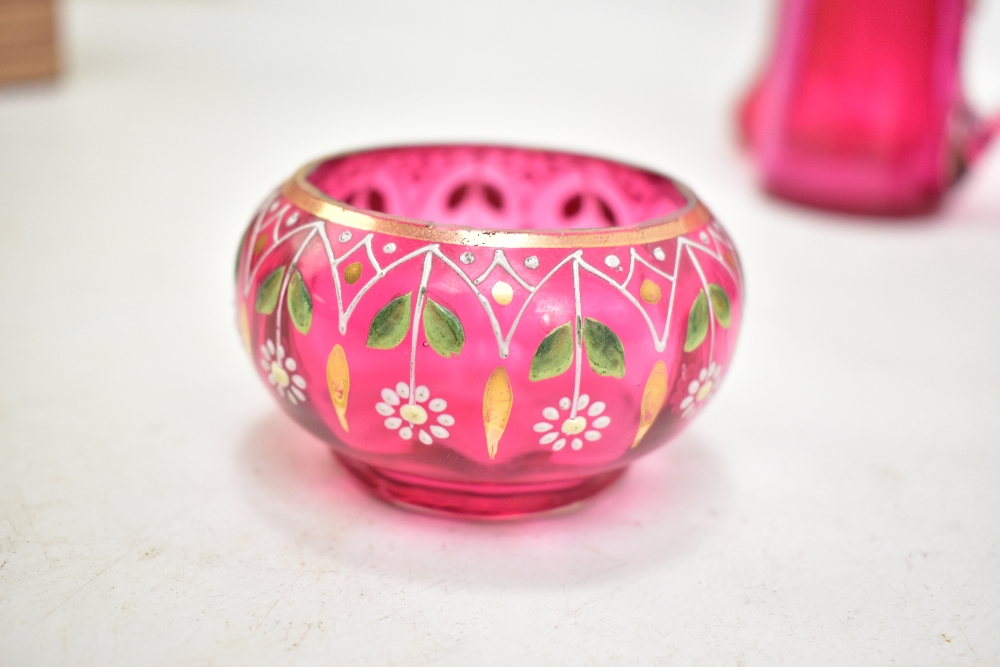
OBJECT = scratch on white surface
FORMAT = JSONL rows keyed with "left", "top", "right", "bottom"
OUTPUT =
{"left": 35, "top": 492, "right": 214, "bottom": 624}
{"left": 566, "top": 595, "right": 606, "bottom": 617}
{"left": 422, "top": 620, "right": 489, "bottom": 661}
{"left": 412, "top": 574, "right": 457, "bottom": 596}
{"left": 959, "top": 627, "right": 979, "bottom": 659}
{"left": 864, "top": 565, "right": 907, "bottom": 604}
{"left": 0, "top": 499, "right": 21, "bottom": 537}
{"left": 582, "top": 561, "right": 628, "bottom": 583}
{"left": 286, "top": 621, "right": 315, "bottom": 650}
{"left": 0, "top": 494, "right": 54, "bottom": 565}
{"left": 40, "top": 549, "right": 132, "bottom": 622}
{"left": 252, "top": 575, "right": 302, "bottom": 636}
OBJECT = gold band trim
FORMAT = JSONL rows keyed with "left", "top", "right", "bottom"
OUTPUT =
{"left": 281, "top": 156, "right": 712, "bottom": 249}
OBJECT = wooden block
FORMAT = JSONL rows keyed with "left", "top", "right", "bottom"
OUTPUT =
{"left": 0, "top": 0, "right": 58, "bottom": 83}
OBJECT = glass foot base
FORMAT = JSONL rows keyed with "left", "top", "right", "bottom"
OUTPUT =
{"left": 335, "top": 454, "right": 626, "bottom": 518}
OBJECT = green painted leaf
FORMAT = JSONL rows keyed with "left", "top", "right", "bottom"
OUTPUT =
{"left": 582, "top": 318, "right": 626, "bottom": 379}
{"left": 684, "top": 290, "right": 709, "bottom": 352}
{"left": 423, "top": 298, "right": 465, "bottom": 358}
{"left": 708, "top": 284, "right": 731, "bottom": 328}
{"left": 255, "top": 266, "right": 285, "bottom": 315}
{"left": 529, "top": 323, "right": 574, "bottom": 381}
{"left": 287, "top": 270, "right": 313, "bottom": 334}
{"left": 366, "top": 293, "right": 412, "bottom": 349}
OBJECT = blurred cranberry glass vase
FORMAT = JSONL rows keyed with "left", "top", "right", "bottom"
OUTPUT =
{"left": 739, "top": 0, "right": 998, "bottom": 214}
{"left": 235, "top": 146, "right": 743, "bottom": 517}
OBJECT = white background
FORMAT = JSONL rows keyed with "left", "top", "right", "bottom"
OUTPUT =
{"left": 2, "top": 1, "right": 999, "bottom": 664}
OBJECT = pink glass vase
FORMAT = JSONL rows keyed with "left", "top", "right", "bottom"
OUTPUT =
{"left": 739, "top": 0, "right": 998, "bottom": 215}
{"left": 235, "top": 146, "right": 743, "bottom": 517}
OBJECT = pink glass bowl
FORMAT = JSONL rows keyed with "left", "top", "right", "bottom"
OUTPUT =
{"left": 235, "top": 146, "right": 743, "bottom": 517}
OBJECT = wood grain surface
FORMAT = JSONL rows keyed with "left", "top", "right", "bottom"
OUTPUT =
{"left": 0, "top": 0, "right": 58, "bottom": 83}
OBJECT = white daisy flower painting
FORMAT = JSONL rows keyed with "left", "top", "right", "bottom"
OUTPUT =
{"left": 533, "top": 394, "right": 611, "bottom": 452}
{"left": 375, "top": 381, "right": 455, "bottom": 445}
{"left": 680, "top": 362, "right": 722, "bottom": 417}
{"left": 260, "top": 339, "right": 307, "bottom": 405}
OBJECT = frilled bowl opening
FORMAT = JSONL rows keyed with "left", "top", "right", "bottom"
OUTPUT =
{"left": 306, "top": 145, "right": 690, "bottom": 232}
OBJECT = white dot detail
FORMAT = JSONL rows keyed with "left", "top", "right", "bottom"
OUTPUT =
{"left": 653, "top": 247, "right": 665, "bottom": 261}
{"left": 604, "top": 255, "right": 621, "bottom": 269}
{"left": 524, "top": 256, "right": 539, "bottom": 269}
{"left": 338, "top": 231, "right": 352, "bottom": 243}
{"left": 460, "top": 252, "right": 475, "bottom": 264}
{"left": 383, "top": 242, "right": 397, "bottom": 253}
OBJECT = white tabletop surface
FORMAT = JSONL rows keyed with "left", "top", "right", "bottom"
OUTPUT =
{"left": 2, "top": 1, "right": 999, "bottom": 664}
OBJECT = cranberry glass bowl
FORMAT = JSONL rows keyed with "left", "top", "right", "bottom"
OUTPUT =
{"left": 235, "top": 146, "right": 743, "bottom": 517}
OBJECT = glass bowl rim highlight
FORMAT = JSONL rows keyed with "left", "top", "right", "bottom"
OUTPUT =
{"left": 280, "top": 144, "right": 713, "bottom": 249}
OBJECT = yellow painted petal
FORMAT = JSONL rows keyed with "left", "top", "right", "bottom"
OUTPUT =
{"left": 483, "top": 366, "right": 512, "bottom": 459}
{"left": 252, "top": 233, "right": 268, "bottom": 257}
{"left": 238, "top": 302, "right": 251, "bottom": 355}
{"left": 632, "top": 360, "right": 668, "bottom": 448}
{"left": 327, "top": 344, "right": 350, "bottom": 432}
